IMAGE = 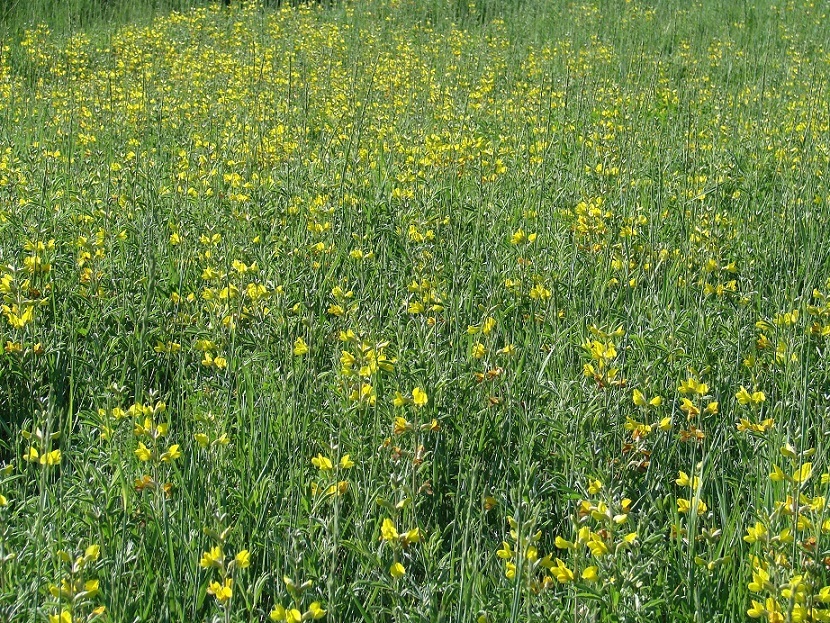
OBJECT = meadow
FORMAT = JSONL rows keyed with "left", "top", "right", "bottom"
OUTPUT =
{"left": 0, "top": 0, "right": 830, "bottom": 621}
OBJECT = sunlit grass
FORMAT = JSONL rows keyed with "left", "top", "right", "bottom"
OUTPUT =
{"left": 0, "top": 0, "right": 829, "bottom": 621}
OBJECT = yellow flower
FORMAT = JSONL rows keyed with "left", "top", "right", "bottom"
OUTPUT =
{"left": 744, "top": 522, "right": 767, "bottom": 544}
{"left": 769, "top": 464, "right": 786, "bottom": 482}
{"left": 339, "top": 454, "right": 354, "bottom": 469}
{"left": 393, "top": 416, "right": 412, "bottom": 435}
{"left": 675, "top": 471, "right": 700, "bottom": 489}
{"left": 586, "top": 536, "right": 609, "bottom": 557}
{"left": 504, "top": 561, "right": 516, "bottom": 579}
{"left": 581, "top": 566, "right": 598, "bottom": 581}
{"left": 135, "top": 443, "right": 152, "bottom": 462}
{"left": 551, "top": 559, "right": 574, "bottom": 583}
{"left": 390, "top": 562, "right": 406, "bottom": 579}
{"left": 307, "top": 602, "right": 327, "bottom": 620}
{"left": 393, "top": 391, "right": 408, "bottom": 407}
{"left": 22, "top": 447, "right": 37, "bottom": 462}
{"left": 381, "top": 518, "right": 399, "bottom": 541}
{"left": 311, "top": 454, "right": 333, "bottom": 471}
{"left": 735, "top": 386, "right": 752, "bottom": 404}
{"left": 412, "top": 387, "right": 428, "bottom": 407}
{"left": 43, "top": 449, "right": 60, "bottom": 465}
{"left": 293, "top": 337, "right": 309, "bottom": 356}
{"left": 207, "top": 578, "right": 233, "bottom": 604}
{"left": 736, "top": 386, "right": 765, "bottom": 407}
{"left": 747, "top": 600, "right": 765, "bottom": 618}
{"left": 632, "top": 389, "right": 647, "bottom": 406}
{"left": 792, "top": 462, "right": 812, "bottom": 483}
{"left": 678, "top": 377, "right": 708, "bottom": 395}
{"left": 587, "top": 479, "right": 603, "bottom": 494}
{"left": 777, "top": 528, "right": 794, "bottom": 543}
{"left": 49, "top": 611, "right": 72, "bottom": 623}
{"left": 83, "top": 579, "right": 100, "bottom": 597}
{"left": 403, "top": 527, "right": 421, "bottom": 545}
{"left": 679, "top": 398, "right": 700, "bottom": 418}
{"left": 482, "top": 317, "right": 496, "bottom": 334}
{"left": 472, "top": 342, "right": 486, "bottom": 359}
{"left": 529, "top": 283, "right": 551, "bottom": 300}
{"left": 554, "top": 536, "right": 573, "bottom": 550}
{"left": 496, "top": 541, "right": 513, "bottom": 559}
{"left": 83, "top": 544, "right": 100, "bottom": 562}
{"left": 234, "top": 550, "right": 250, "bottom": 568}
{"left": 199, "top": 546, "right": 224, "bottom": 569}
{"left": 160, "top": 444, "right": 180, "bottom": 462}
{"left": 748, "top": 567, "right": 770, "bottom": 593}
{"left": 271, "top": 598, "right": 304, "bottom": 623}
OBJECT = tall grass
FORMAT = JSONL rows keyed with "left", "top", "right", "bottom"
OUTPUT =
{"left": 0, "top": 0, "right": 829, "bottom": 622}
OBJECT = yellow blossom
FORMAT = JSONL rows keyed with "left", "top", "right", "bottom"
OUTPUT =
{"left": 199, "top": 546, "right": 224, "bottom": 569}
{"left": 586, "top": 535, "right": 609, "bottom": 557}
{"left": 412, "top": 387, "right": 428, "bottom": 407}
{"left": 393, "top": 416, "right": 412, "bottom": 435}
{"left": 675, "top": 471, "right": 700, "bottom": 489}
{"left": 551, "top": 559, "right": 574, "bottom": 583}
{"left": 293, "top": 337, "right": 309, "bottom": 356}
{"left": 381, "top": 518, "right": 399, "bottom": 541}
{"left": 736, "top": 386, "right": 765, "bottom": 407}
{"left": 581, "top": 566, "right": 598, "bottom": 581}
{"left": 744, "top": 522, "right": 767, "bottom": 544}
{"left": 307, "top": 602, "right": 327, "bottom": 620}
{"left": 390, "top": 562, "right": 406, "bottom": 579}
{"left": 792, "top": 462, "right": 812, "bottom": 483}
{"left": 311, "top": 454, "right": 333, "bottom": 471}
{"left": 134, "top": 443, "right": 152, "bottom": 462}
{"left": 207, "top": 578, "right": 233, "bottom": 604}
{"left": 234, "top": 550, "right": 250, "bottom": 568}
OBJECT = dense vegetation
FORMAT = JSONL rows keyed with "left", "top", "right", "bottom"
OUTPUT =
{"left": 1, "top": 0, "right": 830, "bottom": 621}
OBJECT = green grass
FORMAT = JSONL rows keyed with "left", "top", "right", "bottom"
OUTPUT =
{"left": 0, "top": 0, "right": 829, "bottom": 621}
{"left": 1, "top": 0, "right": 201, "bottom": 33}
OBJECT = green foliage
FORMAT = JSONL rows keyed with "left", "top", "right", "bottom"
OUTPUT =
{"left": 0, "top": 1, "right": 829, "bottom": 622}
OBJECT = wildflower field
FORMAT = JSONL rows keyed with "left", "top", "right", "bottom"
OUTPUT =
{"left": 1, "top": 0, "right": 830, "bottom": 620}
